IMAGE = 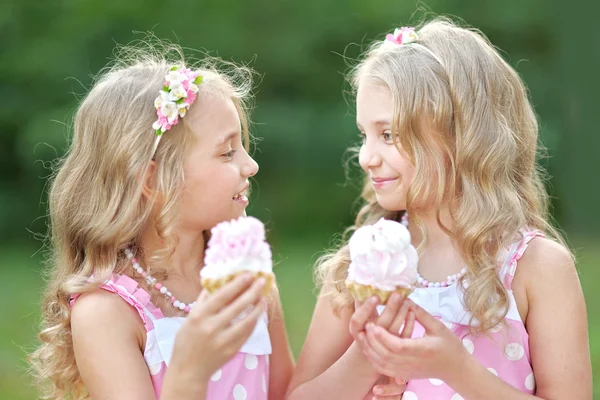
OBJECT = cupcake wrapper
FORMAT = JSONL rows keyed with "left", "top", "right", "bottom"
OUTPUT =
{"left": 345, "top": 280, "right": 413, "bottom": 305}
{"left": 202, "top": 271, "right": 274, "bottom": 296}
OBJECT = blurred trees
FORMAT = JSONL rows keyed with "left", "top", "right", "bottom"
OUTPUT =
{"left": 1, "top": 0, "right": 598, "bottom": 247}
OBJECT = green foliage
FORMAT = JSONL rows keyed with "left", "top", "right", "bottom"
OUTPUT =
{"left": 2, "top": 0, "right": 598, "bottom": 242}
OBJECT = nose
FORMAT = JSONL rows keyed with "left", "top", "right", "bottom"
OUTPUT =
{"left": 242, "top": 153, "right": 259, "bottom": 178}
{"left": 358, "top": 139, "right": 382, "bottom": 171}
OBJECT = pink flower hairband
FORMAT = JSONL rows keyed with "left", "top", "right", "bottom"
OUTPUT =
{"left": 383, "top": 26, "right": 445, "bottom": 67}
{"left": 151, "top": 66, "right": 203, "bottom": 155}
{"left": 385, "top": 27, "right": 419, "bottom": 45}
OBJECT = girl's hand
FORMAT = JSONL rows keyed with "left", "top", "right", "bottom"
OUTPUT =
{"left": 350, "top": 293, "right": 414, "bottom": 400}
{"left": 369, "top": 376, "right": 407, "bottom": 400}
{"left": 359, "top": 300, "right": 468, "bottom": 382}
{"left": 349, "top": 293, "right": 411, "bottom": 342}
{"left": 167, "top": 274, "right": 266, "bottom": 383}
{"left": 351, "top": 293, "right": 415, "bottom": 358}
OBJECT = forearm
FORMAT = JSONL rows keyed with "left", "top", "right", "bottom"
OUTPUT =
{"left": 269, "top": 351, "right": 295, "bottom": 400}
{"left": 446, "top": 354, "right": 543, "bottom": 400}
{"left": 286, "top": 342, "right": 380, "bottom": 400}
{"left": 160, "top": 369, "right": 208, "bottom": 400}
{"left": 268, "top": 301, "right": 296, "bottom": 399}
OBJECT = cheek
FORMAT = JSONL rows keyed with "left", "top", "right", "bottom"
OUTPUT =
{"left": 401, "top": 163, "right": 415, "bottom": 184}
{"left": 385, "top": 148, "right": 412, "bottom": 174}
{"left": 181, "top": 165, "right": 218, "bottom": 203}
{"left": 387, "top": 155, "right": 415, "bottom": 191}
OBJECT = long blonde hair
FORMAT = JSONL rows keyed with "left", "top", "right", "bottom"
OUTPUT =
{"left": 29, "top": 41, "right": 255, "bottom": 399}
{"left": 317, "top": 17, "right": 569, "bottom": 333}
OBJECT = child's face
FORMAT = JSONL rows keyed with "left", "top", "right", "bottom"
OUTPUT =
{"left": 179, "top": 93, "right": 258, "bottom": 231}
{"left": 356, "top": 79, "right": 415, "bottom": 211}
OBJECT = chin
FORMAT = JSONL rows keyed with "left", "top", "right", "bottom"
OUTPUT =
{"left": 233, "top": 211, "right": 247, "bottom": 219}
{"left": 375, "top": 195, "right": 406, "bottom": 212}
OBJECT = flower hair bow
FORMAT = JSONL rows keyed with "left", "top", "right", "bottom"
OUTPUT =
{"left": 150, "top": 66, "right": 203, "bottom": 155}
{"left": 385, "top": 27, "right": 418, "bottom": 45}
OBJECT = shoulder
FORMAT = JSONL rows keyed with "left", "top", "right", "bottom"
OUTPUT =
{"left": 516, "top": 236, "right": 576, "bottom": 281}
{"left": 513, "top": 237, "right": 591, "bottom": 398}
{"left": 313, "top": 282, "right": 355, "bottom": 329}
{"left": 514, "top": 236, "right": 580, "bottom": 304}
{"left": 71, "top": 289, "right": 146, "bottom": 349}
{"left": 70, "top": 290, "right": 159, "bottom": 399}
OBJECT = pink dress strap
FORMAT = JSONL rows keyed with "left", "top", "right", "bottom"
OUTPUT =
{"left": 503, "top": 229, "right": 546, "bottom": 290}
{"left": 69, "top": 274, "right": 164, "bottom": 331}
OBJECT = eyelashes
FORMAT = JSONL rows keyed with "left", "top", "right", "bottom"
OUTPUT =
{"left": 222, "top": 149, "right": 238, "bottom": 159}
{"left": 357, "top": 131, "right": 394, "bottom": 143}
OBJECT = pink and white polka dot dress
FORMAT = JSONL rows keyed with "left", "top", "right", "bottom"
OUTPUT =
{"left": 378, "top": 228, "right": 544, "bottom": 399}
{"left": 71, "top": 275, "right": 271, "bottom": 399}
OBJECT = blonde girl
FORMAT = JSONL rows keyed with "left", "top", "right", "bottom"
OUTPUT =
{"left": 30, "top": 42, "right": 294, "bottom": 400}
{"left": 288, "top": 18, "right": 591, "bottom": 400}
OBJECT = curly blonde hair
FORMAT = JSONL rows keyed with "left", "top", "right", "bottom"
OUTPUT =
{"left": 316, "top": 17, "right": 569, "bottom": 333}
{"left": 28, "top": 40, "right": 255, "bottom": 399}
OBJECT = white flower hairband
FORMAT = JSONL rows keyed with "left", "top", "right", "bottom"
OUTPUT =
{"left": 151, "top": 66, "right": 203, "bottom": 155}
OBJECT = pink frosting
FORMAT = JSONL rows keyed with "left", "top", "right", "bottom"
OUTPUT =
{"left": 201, "top": 216, "right": 272, "bottom": 280}
{"left": 347, "top": 218, "right": 418, "bottom": 291}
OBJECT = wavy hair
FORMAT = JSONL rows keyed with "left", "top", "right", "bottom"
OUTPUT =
{"left": 316, "top": 17, "right": 569, "bottom": 334}
{"left": 29, "top": 40, "right": 255, "bottom": 399}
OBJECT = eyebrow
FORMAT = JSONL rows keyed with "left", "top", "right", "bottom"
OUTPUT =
{"left": 217, "top": 131, "right": 240, "bottom": 145}
{"left": 356, "top": 119, "right": 392, "bottom": 130}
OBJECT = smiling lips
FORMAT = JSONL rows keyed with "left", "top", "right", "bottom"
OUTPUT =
{"left": 371, "top": 176, "right": 397, "bottom": 188}
{"left": 233, "top": 184, "right": 249, "bottom": 203}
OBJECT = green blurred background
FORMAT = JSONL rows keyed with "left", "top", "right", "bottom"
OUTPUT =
{"left": 1, "top": 0, "right": 598, "bottom": 398}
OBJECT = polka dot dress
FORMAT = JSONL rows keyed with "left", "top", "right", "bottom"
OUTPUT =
{"left": 71, "top": 274, "right": 271, "bottom": 399}
{"left": 206, "top": 352, "right": 270, "bottom": 400}
{"left": 377, "top": 229, "right": 545, "bottom": 399}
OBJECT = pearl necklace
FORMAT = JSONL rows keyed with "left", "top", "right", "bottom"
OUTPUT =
{"left": 416, "top": 267, "right": 467, "bottom": 288}
{"left": 400, "top": 213, "right": 467, "bottom": 288}
{"left": 124, "top": 248, "right": 195, "bottom": 313}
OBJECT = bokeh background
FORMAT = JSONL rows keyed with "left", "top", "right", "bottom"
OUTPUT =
{"left": 1, "top": 0, "right": 598, "bottom": 398}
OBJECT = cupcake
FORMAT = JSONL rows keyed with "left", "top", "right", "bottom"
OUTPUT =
{"left": 345, "top": 218, "right": 418, "bottom": 304}
{"left": 201, "top": 216, "right": 274, "bottom": 295}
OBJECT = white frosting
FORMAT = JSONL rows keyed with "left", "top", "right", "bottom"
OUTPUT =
{"left": 201, "top": 257, "right": 271, "bottom": 280}
{"left": 347, "top": 218, "right": 418, "bottom": 291}
{"left": 201, "top": 216, "right": 273, "bottom": 280}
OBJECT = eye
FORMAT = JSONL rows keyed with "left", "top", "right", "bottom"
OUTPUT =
{"left": 382, "top": 131, "right": 393, "bottom": 143}
{"left": 222, "top": 149, "right": 237, "bottom": 159}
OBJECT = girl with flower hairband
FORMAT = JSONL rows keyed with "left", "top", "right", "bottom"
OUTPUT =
{"left": 29, "top": 43, "right": 294, "bottom": 400}
{"left": 288, "top": 18, "right": 592, "bottom": 400}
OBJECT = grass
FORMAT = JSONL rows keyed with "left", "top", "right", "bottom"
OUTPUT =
{"left": 0, "top": 247, "right": 46, "bottom": 399}
{"left": 1, "top": 239, "right": 598, "bottom": 399}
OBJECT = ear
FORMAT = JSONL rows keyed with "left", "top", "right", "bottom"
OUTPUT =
{"left": 141, "top": 161, "right": 157, "bottom": 201}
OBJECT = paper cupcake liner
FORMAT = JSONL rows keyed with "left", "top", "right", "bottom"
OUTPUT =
{"left": 345, "top": 280, "right": 413, "bottom": 305}
{"left": 202, "top": 271, "right": 274, "bottom": 296}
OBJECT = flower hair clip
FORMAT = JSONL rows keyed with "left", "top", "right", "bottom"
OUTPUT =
{"left": 151, "top": 66, "right": 203, "bottom": 154}
{"left": 382, "top": 26, "right": 444, "bottom": 67}
{"left": 385, "top": 27, "right": 419, "bottom": 45}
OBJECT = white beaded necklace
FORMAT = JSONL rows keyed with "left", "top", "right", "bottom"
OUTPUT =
{"left": 400, "top": 213, "right": 467, "bottom": 288}
{"left": 124, "top": 248, "right": 195, "bottom": 313}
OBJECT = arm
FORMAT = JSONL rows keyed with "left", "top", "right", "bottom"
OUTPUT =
{"left": 517, "top": 238, "right": 591, "bottom": 399}
{"left": 451, "top": 238, "right": 591, "bottom": 399}
{"left": 72, "top": 274, "right": 269, "bottom": 400}
{"left": 267, "top": 286, "right": 295, "bottom": 399}
{"left": 71, "top": 290, "right": 159, "bottom": 400}
{"left": 285, "top": 284, "right": 381, "bottom": 400}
